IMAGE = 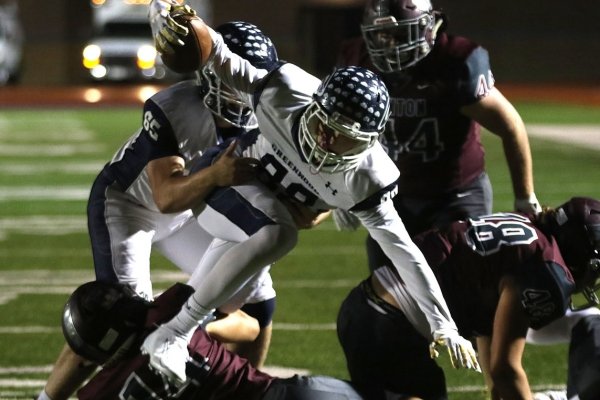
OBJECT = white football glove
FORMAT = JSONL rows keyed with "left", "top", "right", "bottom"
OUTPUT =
{"left": 514, "top": 192, "right": 542, "bottom": 215}
{"left": 332, "top": 208, "right": 361, "bottom": 231}
{"left": 430, "top": 329, "right": 481, "bottom": 372}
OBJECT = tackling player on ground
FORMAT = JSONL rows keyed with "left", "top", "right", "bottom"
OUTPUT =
{"left": 63, "top": 280, "right": 365, "bottom": 400}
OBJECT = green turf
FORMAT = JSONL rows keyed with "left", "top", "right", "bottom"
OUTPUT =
{"left": 0, "top": 100, "right": 598, "bottom": 398}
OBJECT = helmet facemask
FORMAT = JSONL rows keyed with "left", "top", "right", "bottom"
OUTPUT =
{"left": 195, "top": 21, "right": 279, "bottom": 129}
{"left": 362, "top": 13, "right": 437, "bottom": 73}
{"left": 299, "top": 102, "right": 379, "bottom": 173}
{"left": 198, "top": 67, "right": 258, "bottom": 129}
{"left": 550, "top": 198, "right": 600, "bottom": 310}
{"left": 298, "top": 66, "right": 390, "bottom": 174}
{"left": 574, "top": 225, "right": 600, "bottom": 310}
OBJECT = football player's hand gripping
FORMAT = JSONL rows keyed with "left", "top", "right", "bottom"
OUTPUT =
{"left": 430, "top": 329, "right": 481, "bottom": 372}
{"left": 211, "top": 140, "right": 260, "bottom": 187}
{"left": 149, "top": 0, "right": 196, "bottom": 55}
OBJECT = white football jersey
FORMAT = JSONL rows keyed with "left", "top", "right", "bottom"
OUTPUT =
{"left": 108, "top": 80, "right": 221, "bottom": 211}
{"left": 205, "top": 27, "right": 459, "bottom": 334}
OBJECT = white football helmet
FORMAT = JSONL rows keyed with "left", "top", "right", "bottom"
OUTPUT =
{"left": 197, "top": 21, "right": 279, "bottom": 129}
{"left": 298, "top": 66, "right": 390, "bottom": 173}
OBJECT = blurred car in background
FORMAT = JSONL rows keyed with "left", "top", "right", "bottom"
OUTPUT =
{"left": 0, "top": 0, "right": 24, "bottom": 85}
{"left": 82, "top": 0, "right": 173, "bottom": 82}
{"left": 82, "top": 0, "right": 211, "bottom": 83}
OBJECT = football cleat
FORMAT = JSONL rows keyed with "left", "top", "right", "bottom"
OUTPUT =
{"left": 141, "top": 324, "right": 191, "bottom": 386}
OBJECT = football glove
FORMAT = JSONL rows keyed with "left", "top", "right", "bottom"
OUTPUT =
{"left": 149, "top": 1, "right": 196, "bottom": 55}
{"left": 332, "top": 208, "right": 361, "bottom": 231}
{"left": 514, "top": 192, "right": 542, "bottom": 215}
{"left": 430, "top": 329, "right": 481, "bottom": 372}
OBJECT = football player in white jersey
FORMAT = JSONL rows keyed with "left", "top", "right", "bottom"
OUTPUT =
{"left": 36, "top": 21, "right": 289, "bottom": 400}
{"left": 140, "top": 1, "right": 481, "bottom": 387}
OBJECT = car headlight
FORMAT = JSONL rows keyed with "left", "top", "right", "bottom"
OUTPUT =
{"left": 137, "top": 45, "right": 157, "bottom": 70}
{"left": 82, "top": 44, "right": 101, "bottom": 69}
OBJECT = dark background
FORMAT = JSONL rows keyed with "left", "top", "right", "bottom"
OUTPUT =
{"left": 9, "top": 0, "right": 600, "bottom": 86}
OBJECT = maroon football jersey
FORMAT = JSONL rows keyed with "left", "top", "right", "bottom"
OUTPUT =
{"left": 78, "top": 284, "right": 273, "bottom": 400}
{"left": 338, "top": 33, "right": 494, "bottom": 195}
{"left": 414, "top": 213, "right": 576, "bottom": 335}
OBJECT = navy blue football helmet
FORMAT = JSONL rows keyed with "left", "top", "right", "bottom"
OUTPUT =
{"left": 549, "top": 197, "right": 600, "bottom": 309}
{"left": 198, "top": 21, "right": 278, "bottom": 129}
{"left": 299, "top": 66, "right": 390, "bottom": 173}
{"left": 361, "top": 0, "right": 443, "bottom": 73}
{"left": 62, "top": 281, "right": 150, "bottom": 365}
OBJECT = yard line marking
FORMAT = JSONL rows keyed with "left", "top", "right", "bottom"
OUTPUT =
{"left": 273, "top": 322, "right": 336, "bottom": 331}
{"left": 0, "top": 144, "right": 104, "bottom": 156}
{"left": 0, "top": 366, "right": 53, "bottom": 374}
{"left": 0, "top": 324, "right": 337, "bottom": 334}
{"left": 0, "top": 270, "right": 187, "bottom": 285}
{"left": 0, "top": 379, "right": 47, "bottom": 387}
{"left": 0, "top": 216, "right": 86, "bottom": 233}
{"left": 275, "top": 279, "right": 357, "bottom": 288}
{"left": 0, "top": 187, "right": 90, "bottom": 201}
{"left": 0, "top": 130, "right": 95, "bottom": 142}
{"left": 0, "top": 161, "right": 105, "bottom": 175}
{"left": 0, "top": 327, "right": 60, "bottom": 334}
{"left": 261, "top": 366, "right": 310, "bottom": 378}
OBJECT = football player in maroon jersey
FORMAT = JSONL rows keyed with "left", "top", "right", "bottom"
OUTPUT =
{"left": 337, "top": 197, "right": 600, "bottom": 400}
{"left": 62, "top": 281, "right": 364, "bottom": 400}
{"left": 334, "top": 0, "right": 540, "bottom": 266}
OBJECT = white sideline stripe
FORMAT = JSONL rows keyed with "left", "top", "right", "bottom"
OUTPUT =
{"left": 527, "top": 124, "right": 600, "bottom": 150}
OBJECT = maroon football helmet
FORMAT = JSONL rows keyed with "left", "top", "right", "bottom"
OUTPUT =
{"left": 62, "top": 281, "right": 150, "bottom": 365}
{"left": 361, "top": 0, "right": 443, "bottom": 73}
{"left": 549, "top": 197, "right": 600, "bottom": 309}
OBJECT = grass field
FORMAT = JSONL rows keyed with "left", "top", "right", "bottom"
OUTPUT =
{"left": 0, "top": 100, "right": 599, "bottom": 399}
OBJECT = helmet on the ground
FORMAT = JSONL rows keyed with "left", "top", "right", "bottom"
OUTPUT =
{"left": 361, "top": 0, "right": 440, "bottom": 73}
{"left": 198, "top": 21, "right": 279, "bottom": 129}
{"left": 298, "top": 66, "right": 390, "bottom": 173}
{"left": 62, "top": 281, "right": 150, "bottom": 365}
{"left": 548, "top": 197, "right": 600, "bottom": 309}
